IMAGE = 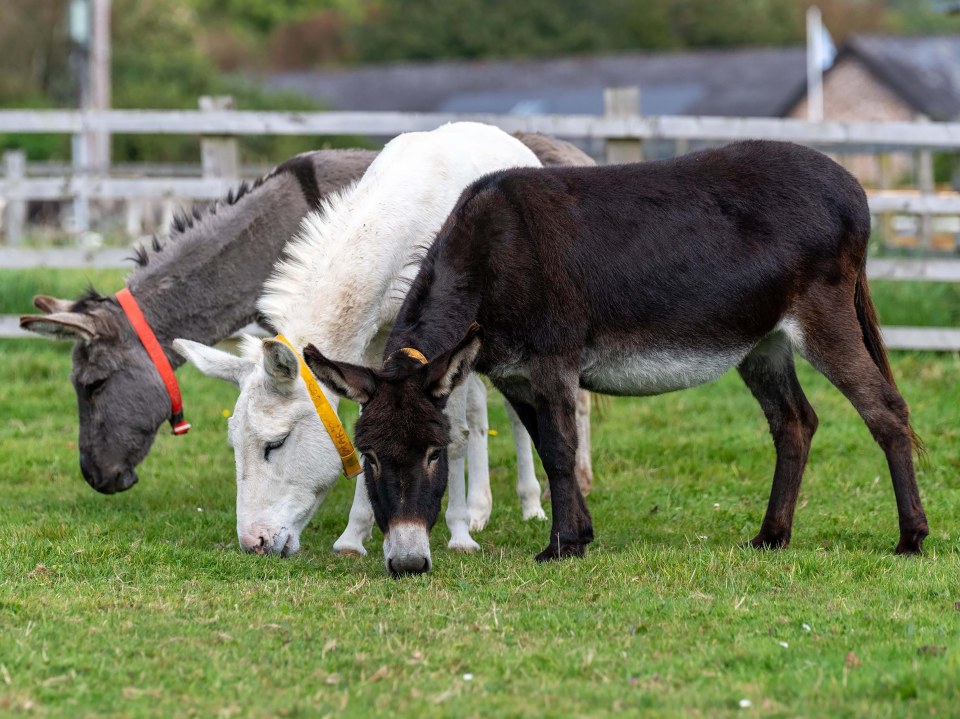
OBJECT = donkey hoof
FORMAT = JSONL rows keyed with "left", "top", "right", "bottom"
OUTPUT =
{"left": 535, "top": 540, "right": 586, "bottom": 562}
{"left": 748, "top": 533, "right": 790, "bottom": 550}
{"left": 894, "top": 536, "right": 926, "bottom": 556}
{"left": 333, "top": 540, "right": 368, "bottom": 557}
{"left": 522, "top": 506, "right": 547, "bottom": 522}
{"left": 448, "top": 536, "right": 480, "bottom": 553}
{"left": 469, "top": 515, "right": 490, "bottom": 532}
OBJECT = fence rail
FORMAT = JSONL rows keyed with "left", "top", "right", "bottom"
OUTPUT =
{"left": 3, "top": 98, "right": 960, "bottom": 349}
{"left": 2, "top": 176, "right": 958, "bottom": 213}
{"left": 3, "top": 109, "right": 960, "bottom": 148}
{"left": 4, "top": 249, "right": 959, "bottom": 280}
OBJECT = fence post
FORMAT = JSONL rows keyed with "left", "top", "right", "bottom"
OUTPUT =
{"left": 3, "top": 150, "right": 26, "bottom": 245}
{"left": 70, "top": 129, "right": 91, "bottom": 234}
{"left": 604, "top": 87, "right": 642, "bottom": 165}
{"left": 915, "top": 115, "right": 934, "bottom": 252}
{"left": 199, "top": 96, "right": 239, "bottom": 190}
{"left": 877, "top": 152, "right": 894, "bottom": 249}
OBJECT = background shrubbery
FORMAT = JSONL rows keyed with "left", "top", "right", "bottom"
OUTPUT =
{"left": 1, "top": 0, "right": 959, "bottom": 163}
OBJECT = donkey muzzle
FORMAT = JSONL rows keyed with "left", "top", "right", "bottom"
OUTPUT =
{"left": 384, "top": 521, "right": 432, "bottom": 576}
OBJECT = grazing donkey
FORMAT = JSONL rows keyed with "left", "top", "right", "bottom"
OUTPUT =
{"left": 19, "top": 136, "right": 596, "bottom": 502}
{"left": 175, "top": 122, "right": 555, "bottom": 558}
{"left": 303, "top": 140, "right": 929, "bottom": 575}
{"left": 20, "top": 150, "right": 375, "bottom": 494}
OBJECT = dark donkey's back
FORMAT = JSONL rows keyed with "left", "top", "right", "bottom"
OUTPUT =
{"left": 450, "top": 140, "right": 871, "bottom": 367}
{"left": 305, "top": 140, "right": 928, "bottom": 575}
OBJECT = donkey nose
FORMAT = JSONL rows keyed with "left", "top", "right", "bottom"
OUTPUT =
{"left": 238, "top": 527, "right": 273, "bottom": 555}
{"left": 80, "top": 453, "right": 138, "bottom": 494}
{"left": 388, "top": 555, "right": 432, "bottom": 577}
{"left": 384, "top": 521, "right": 433, "bottom": 576}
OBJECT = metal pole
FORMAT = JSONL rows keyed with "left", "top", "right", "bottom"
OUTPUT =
{"left": 806, "top": 6, "right": 824, "bottom": 122}
{"left": 69, "top": 0, "right": 91, "bottom": 234}
{"left": 89, "top": 0, "right": 111, "bottom": 173}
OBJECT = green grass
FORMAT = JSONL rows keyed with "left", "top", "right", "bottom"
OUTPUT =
{"left": 4, "top": 268, "right": 959, "bottom": 328}
{"left": 0, "top": 269, "right": 128, "bottom": 315}
{"left": 0, "top": 338, "right": 958, "bottom": 717}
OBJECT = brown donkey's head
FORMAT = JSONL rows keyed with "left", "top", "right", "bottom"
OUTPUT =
{"left": 302, "top": 324, "right": 483, "bottom": 576}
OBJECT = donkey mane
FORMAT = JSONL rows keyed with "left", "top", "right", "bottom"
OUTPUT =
{"left": 128, "top": 172, "right": 279, "bottom": 271}
{"left": 128, "top": 143, "right": 356, "bottom": 274}
{"left": 256, "top": 123, "right": 541, "bottom": 362}
{"left": 257, "top": 179, "right": 357, "bottom": 313}
{"left": 70, "top": 286, "right": 113, "bottom": 312}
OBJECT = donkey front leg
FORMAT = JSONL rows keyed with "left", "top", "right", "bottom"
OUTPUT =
{"left": 333, "top": 402, "right": 375, "bottom": 555}
{"left": 574, "top": 390, "right": 594, "bottom": 495}
{"left": 465, "top": 375, "right": 493, "bottom": 531}
{"left": 503, "top": 398, "right": 546, "bottom": 521}
{"left": 334, "top": 474, "right": 375, "bottom": 556}
{"left": 543, "top": 389, "right": 593, "bottom": 499}
{"left": 446, "top": 381, "right": 480, "bottom": 552}
{"left": 499, "top": 369, "right": 593, "bottom": 561}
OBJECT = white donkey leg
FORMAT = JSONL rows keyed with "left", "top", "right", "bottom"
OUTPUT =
{"left": 504, "top": 398, "right": 546, "bottom": 521}
{"left": 575, "top": 390, "right": 594, "bottom": 495}
{"left": 333, "top": 474, "right": 374, "bottom": 556}
{"left": 466, "top": 375, "right": 493, "bottom": 531}
{"left": 446, "top": 383, "right": 479, "bottom": 552}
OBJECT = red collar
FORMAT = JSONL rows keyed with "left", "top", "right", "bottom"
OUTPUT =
{"left": 115, "top": 288, "right": 191, "bottom": 436}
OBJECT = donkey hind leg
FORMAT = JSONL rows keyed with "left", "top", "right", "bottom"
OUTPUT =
{"left": 498, "top": 367, "right": 593, "bottom": 562}
{"left": 574, "top": 391, "right": 594, "bottom": 495}
{"left": 797, "top": 309, "right": 928, "bottom": 554}
{"left": 465, "top": 375, "right": 494, "bottom": 531}
{"left": 445, "top": 380, "right": 480, "bottom": 552}
{"left": 503, "top": 398, "right": 547, "bottom": 521}
{"left": 334, "top": 473, "right": 374, "bottom": 556}
{"left": 542, "top": 390, "right": 594, "bottom": 500}
{"left": 738, "top": 332, "right": 818, "bottom": 550}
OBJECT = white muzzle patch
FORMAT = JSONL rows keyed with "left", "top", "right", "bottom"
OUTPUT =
{"left": 384, "top": 521, "right": 432, "bottom": 575}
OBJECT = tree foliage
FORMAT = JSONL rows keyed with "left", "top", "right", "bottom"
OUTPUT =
{"left": 1, "top": 0, "right": 957, "bottom": 162}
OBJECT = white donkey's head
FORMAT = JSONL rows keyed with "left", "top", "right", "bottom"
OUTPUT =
{"left": 174, "top": 337, "right": 343, "bottom": 556}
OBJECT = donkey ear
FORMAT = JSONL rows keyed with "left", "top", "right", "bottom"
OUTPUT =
{"left": 20, "top": 312, "right": 98, "bottom": 341}
{"left": 425, "top": 323, "right": 484, "bottom": 399}
{"left": 34, "top": 295, "right": 75, "bottom": 314}
{"left": 173, "top": 339, "right": 253, "bottom": 387}
{"left": 261, "top": 339, "right": 300, "bottom": 389}
{"left": 302, "top": 344, "right": 378, "bottom": 405}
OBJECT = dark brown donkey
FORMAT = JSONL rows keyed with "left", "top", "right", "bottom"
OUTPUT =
{"left": 303, "top": 140, "right": 928, "bottom": 575}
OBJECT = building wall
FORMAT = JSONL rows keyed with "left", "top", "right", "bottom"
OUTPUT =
{"left": 787, "top": 56, "right": 915, "bottom": 184}
{"left": 788, "top": 56, "right": 914, "bottom": 123}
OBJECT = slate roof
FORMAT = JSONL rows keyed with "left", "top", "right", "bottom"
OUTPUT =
{"left": 266, "top": 46, "right": 808, "bottom": 117}
{"left": 266, "top": 34, "right": 960, "bottom": 121}
{"left": 839, "top": 34, "right": 960, "bottom": 120}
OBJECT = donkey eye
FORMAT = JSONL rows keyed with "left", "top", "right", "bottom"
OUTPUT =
{"left": 427, "top": 448, "right": 442, "bottom": 465}
{"left": 85, "top": 378, "right": 107, "bottom": 396}
{"left": 264, "top": 436, "right": 287, "bottom": 461}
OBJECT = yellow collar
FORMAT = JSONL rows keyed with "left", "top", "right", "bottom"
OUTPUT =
{"left": 273, "top": 334, "right": 363, "bottom": 478}
{"left": 399, "top": 347, "right": 428, "bottom": 364}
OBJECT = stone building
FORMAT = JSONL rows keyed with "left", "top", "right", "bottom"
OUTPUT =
{"left": 783, "top": 34, "right": 960, "bottom": 186}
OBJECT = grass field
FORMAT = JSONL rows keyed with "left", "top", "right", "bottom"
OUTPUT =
{"left": 1, "top": 329, "right": 958, "bottom": 717}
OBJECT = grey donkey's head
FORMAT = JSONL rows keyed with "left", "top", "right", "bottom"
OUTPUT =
{"left": 20, "top": 292, "right": 173, "bottom": 494}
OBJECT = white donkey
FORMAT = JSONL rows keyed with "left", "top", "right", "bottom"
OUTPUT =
{"left": 175, "top": 122, "right": 546, "bottom": 557}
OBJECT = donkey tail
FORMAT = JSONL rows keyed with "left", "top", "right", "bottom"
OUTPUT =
{"left": 854, "top": 266, "right": 895, "bottom": 389}
{"left": 854, "top": 265, "right": 926, "bottom": 458}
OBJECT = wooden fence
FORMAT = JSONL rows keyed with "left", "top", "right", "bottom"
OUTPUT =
{"left": 2, "top": 89, "right": 960, "bottom": 347}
